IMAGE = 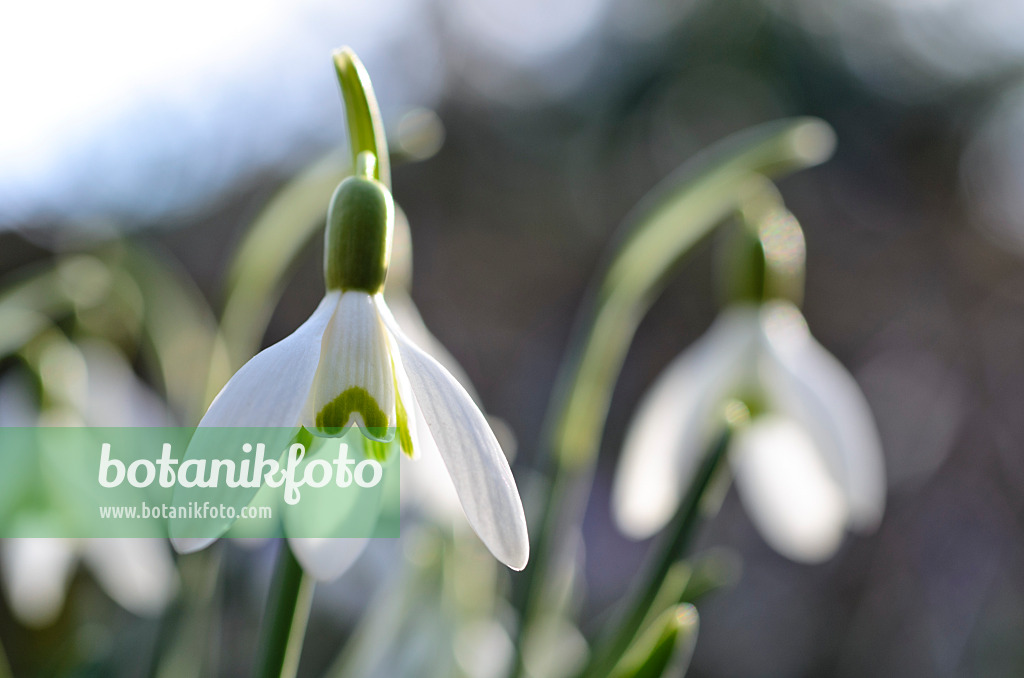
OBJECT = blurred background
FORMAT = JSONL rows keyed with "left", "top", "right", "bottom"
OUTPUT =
{"left": 3, "top": 0, "right": 1024, "bottom": 676}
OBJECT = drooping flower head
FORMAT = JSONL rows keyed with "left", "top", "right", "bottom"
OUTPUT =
{"left": 613, "top": 202, "right": 885, "bottom": 563}
{"left": 176, "top": 152, "right": 529, "bottom": 575}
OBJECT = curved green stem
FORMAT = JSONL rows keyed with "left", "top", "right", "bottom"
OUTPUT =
{"left": 511, "top": 118, "right": 835, "bottom": 674}
{"left": 256, "top": 542, "right": 315, "bottom": 678}
{"left": 333, "top": 47, "right": 390, "bottom": 189}
{"left": 577, "top": 425, "right": 733, "bottom": 678}
{"left": 555, "top": 118, "right": 832, "bottom": 470}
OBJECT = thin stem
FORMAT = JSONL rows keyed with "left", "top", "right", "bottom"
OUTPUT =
{"left": 0, "top": 635, "right": 12, "bottom": 678}
{"left": 256, "top": 542, "right": 315, "bottom": 678}
{"left": 333, "top": 47, "right": 390, "bottom": 189}
{"left": 577, "top": 426, "right": 733, "bottom": 678}
{"left": 150, "top": 547, "right": 224, "bottom": 678}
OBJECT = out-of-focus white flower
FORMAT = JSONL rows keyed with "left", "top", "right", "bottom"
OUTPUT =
{"left": 1, "top": 537, "right": 177, "bottom": 628}
{"left": 173, "top": 169, "right": 529, "bottom": 577}
{"left": 0, "top": 340, "right": 179, "bottom": 627}
{"left": 612, "top": 301, "right": 885, "bottom": 563}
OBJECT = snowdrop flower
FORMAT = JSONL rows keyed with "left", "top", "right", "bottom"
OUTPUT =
{"left": 0, "top": 340, "right": 178, "bottom": 627}
{"left": 612, "top": 301, "right": 885, "bottom": 563}
{"left": 175, "top": 156, "right": 529, "bottom": 575}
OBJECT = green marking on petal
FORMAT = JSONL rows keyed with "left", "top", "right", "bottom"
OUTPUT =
{"left": 315, "top": 386, "right": 393, "bottom": 441}
{"left": 364, "top": 438, "right": 391, "bottom": 462}
{"left": 396, "top": 388, "right": 414, "bottom": 458}
{"left": 292, "top": 427, "right": 314, "bottom": 449}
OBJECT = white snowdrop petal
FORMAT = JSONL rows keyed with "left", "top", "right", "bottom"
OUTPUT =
{"left": 399, "top": 435, "right": 463, "bottom": 523}
{"left": 198, "top": 292, "right": 340, "bottom": 428}
{"left": 171, "top": 536, "right": 218, "bottom": 554}
{"left": 288, "top": 537, "right": 368, "bottom": 582}
{"left": 377, "top": 298, "right": 529, "bottom": 570}
{"left": 759, "top": 301, "right": 886, "bottom": 530}
{"left": 612, "top": 307, "right": 760, "bottom": 539}
{"left": 731, "top": 416, "right": 848, "bottom": 563}
{"left": 79, "top": 340, "right": 174, "bottom": 426}
{"left": 392, "top": 341, "right": 462, "bottom": 521}
{"left": 305, "top": 291, "right": 396, "bottom": 439}
{"left": 385, "top": 290, "right": 480, "bottom": 403}
{"left": 82, "top": 538, "right": 179, "bottom": 616}
{"left": 1, "top": 538, "right": 76, "bottom": 628}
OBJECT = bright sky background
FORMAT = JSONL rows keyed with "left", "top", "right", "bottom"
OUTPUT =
{"left": 3, "top": 0, "right": 1023, "bottom": 232}
{"left": 0, "top": 0, "right": 445, "bottom": 226}
{"left": 0, "top": 0, "right": 616, "bottom": 228}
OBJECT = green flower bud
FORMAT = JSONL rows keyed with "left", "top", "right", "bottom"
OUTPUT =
{"left": 324, "top": 153, "right": 394, "bottom": 294}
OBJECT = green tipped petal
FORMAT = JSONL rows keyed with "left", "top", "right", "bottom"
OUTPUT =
{"left": 315, "top": 386, "right": 390, "bottom": 439}
{"left": 304, "top": 292, "right": 396, "bottom": 441}
{"left": 363, "top": 437, "right": 391, "bottom": 462}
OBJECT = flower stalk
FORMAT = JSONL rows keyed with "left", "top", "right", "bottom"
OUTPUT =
{"left": 333, "top": 47, "right": 390, "bottom": 188}
{"left": 577, "top": 411, "right": 740, "bottom": 678}
{"left": 0, "top": 637, "right": 11, "bottom": 678}
{"left": 255, "top": 543, "right": 314, "bottom": 678}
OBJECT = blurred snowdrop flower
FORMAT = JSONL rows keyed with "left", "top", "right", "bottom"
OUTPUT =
{"left": 175, "top": 161, "right": 529, "bottom": 575}
{"left": 0, "top": 340, "right": 178, "bottom": 627}
{"left": 1, "top": 536, "right": 178, "bottom": 628}
{"left": 612, "top": 301, "right": 885, "bottom": 563}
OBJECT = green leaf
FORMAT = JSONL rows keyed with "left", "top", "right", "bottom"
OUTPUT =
{"left": 609, "top": 604, "right": 699, "bottom": 678}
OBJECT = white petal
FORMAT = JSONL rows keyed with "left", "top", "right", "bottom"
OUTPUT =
{"left": 611, "top": 307, "right": 760, "bottom": 539}
{"left": 304, "top": 291, "right": 396, "bottom": 440}
{"left": 731, "top": 415, "right": 848, "bottom": 563}
{"left": 79, "top": 340, "right": 174, "bottom": 426}
{"left": 174, "top": 296, "right": 337, "bottom": 554}
{"left": 385, "top": 290, "right": 480, "bottom": 402}
{"left": 288, "top": 537, "right": 368, "bottom": 582}
{"left": 198, "top": 292, "right": 339, "bottom": 427}
{"left": 172, "top": 536, "right": 218, "bottom": 554}
{"left": 377, "top": 297, "right": 529, "bottom": 570}
{"left": 399, "top": 436, "right": 463, "bottom": 523}
{"left": 392, "top": 343, "right": 464, "bottom": 521}
{"left": 81, "top": 538, "right": 179, "bottom": 616}
{"left": 1, "top": 538, "right": 75, "bottom": 628}
{"left": 759, "top": 302, "right": 886, "bottom": 530}
{"left": 454, "top": 619, "right": 514, "bottom": 678}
